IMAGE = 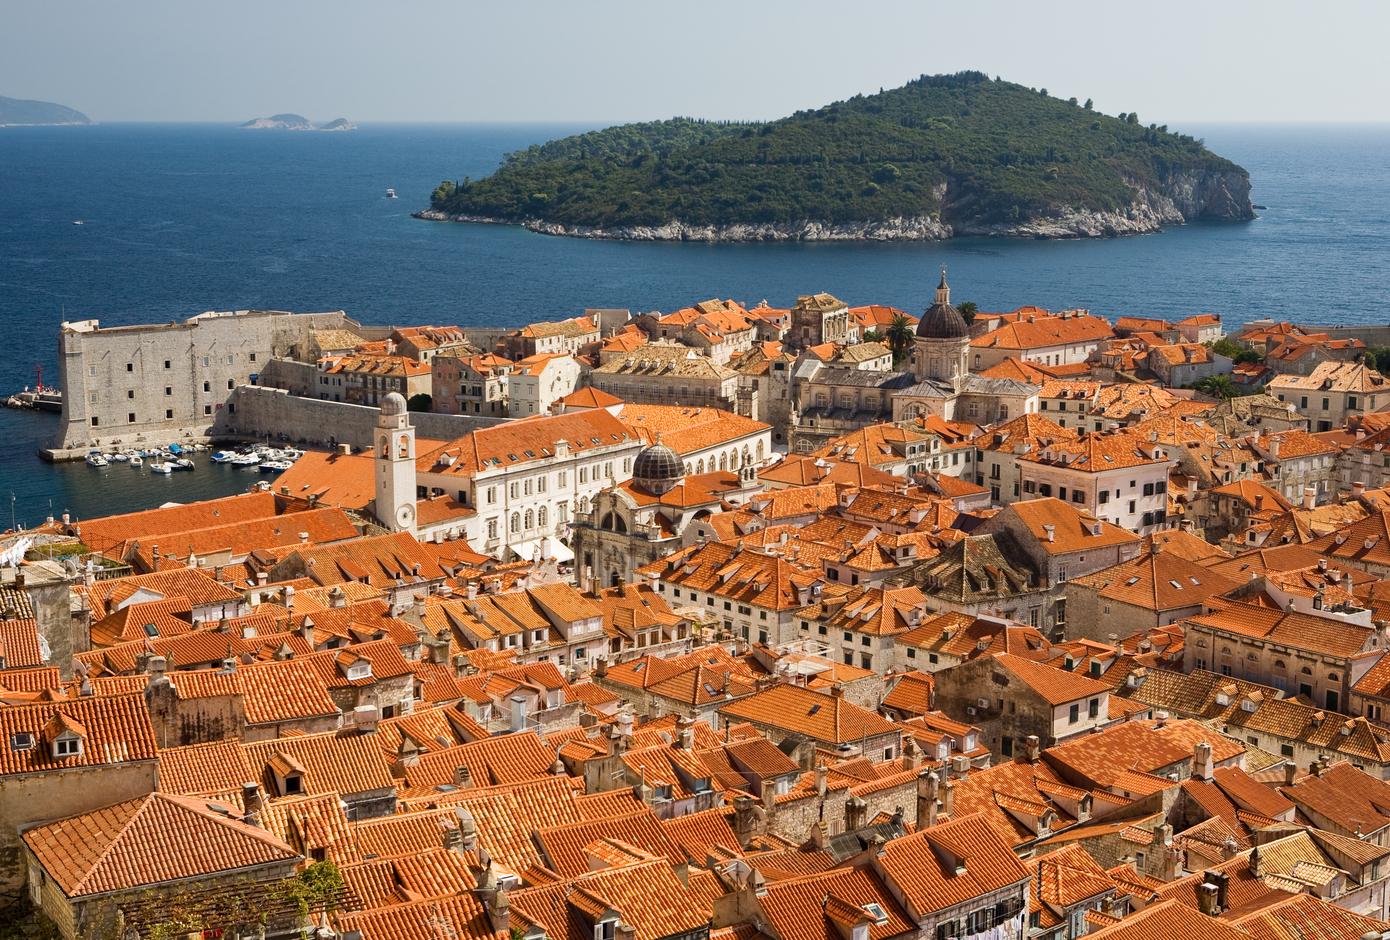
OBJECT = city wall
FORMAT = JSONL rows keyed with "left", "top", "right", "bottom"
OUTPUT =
{"left": 216, "top": 385, "right": 505, "bottom": 450}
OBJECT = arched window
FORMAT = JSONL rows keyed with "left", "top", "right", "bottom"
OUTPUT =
{"left": 1301, "top": 666, "right": 1313, "bottom": 675}
{"left": 1329, "top": 672, "right": 1341, "bottom": 682}
{"left": 756, "top": 441, "right": 765, "bottom": 460}
{"left": 697, "top": 459, "right": 705, "bottom": 474}
{"left": 1274, "top": 659, "right": 1286, "bottom": 670}
{"left": 538, "top": 506, "right": 547, "bottom": 528}
{"left": 379, "top": 436, "right": 389, "bottom": 458}
{"left": 524, "top": 509, "right": 534, "bottom": 530}
{"left": 719, "top": 453, "right": 728, "bottom": 471}
{"left": 510, "top": 513, "right": 520, "bottom": 533}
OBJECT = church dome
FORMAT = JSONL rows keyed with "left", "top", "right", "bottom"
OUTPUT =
{"left": 381, "top": 392, "right": 408, "bottom": 416}
{"left": 632, "top": 439, "right": 684, "bottom": 496}
{"left": 916, "top": 270, "right": 969, "bottom": 339}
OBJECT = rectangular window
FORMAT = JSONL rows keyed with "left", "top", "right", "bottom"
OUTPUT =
{"left": 1069, "top": 703, "right": 1080, "bottom": 723}
{"left": 126, "top": 363, "right": 133, "bottom": 372}
{"left": 128, "top": 412, "right": 136, "bottom": 423}
{"left": 165, "top": 409, "right": 173, "bottom": 419}
{"left": 1088, "top": 698, "right": 1099, "bottom": 719}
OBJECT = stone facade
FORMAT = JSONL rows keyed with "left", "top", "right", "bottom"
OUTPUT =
{"left": 56, "top": 310, "right": 356, "bottom": 450}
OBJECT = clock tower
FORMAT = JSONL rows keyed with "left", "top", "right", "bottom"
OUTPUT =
{"left": 374, "top": 392, "right": 417, "bottom": 534}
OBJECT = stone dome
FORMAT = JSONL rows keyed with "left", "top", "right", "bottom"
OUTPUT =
{"left": 632, "top": 439, "right": 684, "bottom": 496}
{"left": 380, "top": 391, "right": 408, "bottom": 416}
{"left": 915, "top": 269, "right": 969, "bottom": 339}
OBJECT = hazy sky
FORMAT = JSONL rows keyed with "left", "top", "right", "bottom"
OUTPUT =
{"left": 5, "top": 0, "right": 1388, "bottom": 126}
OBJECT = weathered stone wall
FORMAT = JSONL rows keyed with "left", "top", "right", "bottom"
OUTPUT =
{"left": 216, "top": 386, "right": 505, "bottom": 450}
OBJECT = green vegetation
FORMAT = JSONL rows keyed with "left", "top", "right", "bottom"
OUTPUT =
{"left": 957, "top": 301, "right": 979, "bottom": 325}
{"left": 1193, "top": 374, "right": 1239, "bottom": 400}
{"left": 431, "top": 72, "right": 1251, "bottom": 232}
{"left": 407, "top": 393, "right": 433, "bottom": 413}
{"left": 884, "top": 315, "right": 915, "bottom": 366}
{"left": 1209, "top": 337, "right": 1262, "bottom": 364}
{"left": 1365, "top": 347, "right": 1390, "bottom": 376}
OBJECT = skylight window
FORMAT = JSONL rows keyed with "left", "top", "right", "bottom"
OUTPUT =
{"left": 1168, "top": 580, "right": 1182, "bottom": 590}
{"left": 1124, "top": 577, "right": 1140, "bottom": 586}
{"left": 10, "top": 732, "right": 34, "bottom": 751}
{"left": 143, "top": 623, "right": 158, "bottom": 637}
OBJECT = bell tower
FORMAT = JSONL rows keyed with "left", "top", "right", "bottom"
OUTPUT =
{"left": 375, "top": 392, "right": 417, "bottom": 534}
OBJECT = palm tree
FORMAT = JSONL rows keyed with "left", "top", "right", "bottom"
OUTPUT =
{"left": 1194, "top": 374, "right": 1238, "bottom": 400}
{"left": 884, "top": 315, "right": 914, "bottom": 364}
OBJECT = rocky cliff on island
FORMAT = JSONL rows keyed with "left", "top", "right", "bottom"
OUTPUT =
{"left": 240, "top": 113, "right": 355, "bottom": 131}
{"left": 420, "top": 72, "right": 1254, "bottom": 242}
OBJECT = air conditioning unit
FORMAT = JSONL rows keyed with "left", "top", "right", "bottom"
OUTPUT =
{"left": 976, "top": 698, "right": 990, "bottom": 710}
{"left": 966, "top": 706, "right": 977, "bottom": 716}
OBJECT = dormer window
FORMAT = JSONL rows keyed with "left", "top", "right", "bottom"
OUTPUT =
{"left": 44, "top": 713, "right": 86, "bottom": 760}
{"left": 596, "top": 918, "right": 618, "bottom": 940}
{"left": 53, "top": 734, "right": 82, "bottom": 759}
{"left": 348, "top": 661, "right": 372, "bottom": 681}
{"left": 283, "top": 773, "right": 304, "bottom": 795}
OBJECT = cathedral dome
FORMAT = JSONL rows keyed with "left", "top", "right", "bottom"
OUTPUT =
{"left": 915, "top": 270, "right": 969, "bottom": 339}
{"left": 632, "top": 439, "right": 684, "bottom": 496}
{"left": 380, "top": 392, "right": 409, "bottom": 416}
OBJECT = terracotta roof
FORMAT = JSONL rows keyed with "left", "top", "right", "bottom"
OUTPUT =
{"left": 82, "top": 567, "right": 243, "bottom": 620}
{"left": 1085, "top": 899, "right": 1249, "bottom": 940}
{"left": 875, "top": 813, "right": 1029, "bottom": 915}
{"left": 243, "top": 729, "right": 395, "bottom": 798}
{"left": 77, "top": 492, "right": 283, "bottom": 554}
{"left": 1070, "top": 549, "right": 1240, "bottom": 613}
{"left": 0, "top": 618, "right": 43, "bottom": 669}
{"left": 992, "top": 653, "right": 1111, "bottom": 706}
{"left": 1005, "top": 498, "right": 1139, "bottom": 554}
{"left": 972, "top": 314, "right": 1114, "bottom": 351}
{"left": 23, "top": 792, "right": 298, "bottom": 897}
{"left": 0, "top": 693, "right": 155, "bottom": 776}
{"left": 717, "top": 684, "right": 899, "bottom": 746}
{"left": 559, "top": 386, "right": 624, "bottom": 408}
{"left": 619, "top": 403, "right": 769, "bottom": 457}
{"left": 509, "top": 859, "right": 709, "bottom": 940}
{"left": 419, "top": 408, "right": 635, "bottom": 477}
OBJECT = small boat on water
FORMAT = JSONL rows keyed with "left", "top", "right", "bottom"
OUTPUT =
{"left": 148, "top": 460, "right": 173, "bottom": 474}
{"left": 129, "top": 455, "right": 143, "bottom": 467}
{"left": 174, "top": 458, "right": 195, "bottom": 471}
{"left": 85, "top": 451, "right": 108, "bottom": 467}
{"left": 109, "top": 452, "right": 129, "bottom": 463}
{"left": 72, "top": 220, "right": 84, "bottom": 226}
{"left": 386, "top": 188, "right": 397, "bottom": 199}
{"left": 209, "top": 450, "right": 235, "bottom": 463}
{"left": 259, "top": 459, "right": 292, "bottom": 473}
{"left": 231, "top": 452, "right": 261, "bottom": 466}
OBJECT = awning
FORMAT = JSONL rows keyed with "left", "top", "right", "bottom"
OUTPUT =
{"left": 511, "top": 537, "right": 575, "bottom": 565}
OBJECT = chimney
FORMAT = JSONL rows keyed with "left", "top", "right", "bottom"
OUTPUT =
{"left": 456, "top": 807, "right": 478, "bottom": 851}
{"left": 454, "top": 765, "right": 473, "bottom": 789}
{"left": 352, "top": 705, "right": 379, "bottom": 734}
{"left": 815, "top": 763, "right": 829, "bottom": 799}
{"left": 486, "top": 886, "right": 511, "bottom": 934}
{"left": 917, "top": 770, "right": 939, "bottom": 829}
{"left": 1302, "top": 486, "right": 1316, "bottom": 511}
{"left": 942, "top": 779, "right": 955, "bottom": 817}
{"left": 1025, "top": 735, "right": 1041, "bottom": 763}
{"left": 241, "top": 782, "right": 262, "bottom": 826}
{"left": 1197, "top": 882, "right": 1220, "bottom": 917}
{"left": 1042, "top": 524, "right": 1055, "bottom": 543}
{"left": 733, "top": 794, "right": 761, "bottom": 847}
{"left": 443, "top": 824, "right": 463, "bottom": 853}
{"left": 676, "top": 715, "right": 693, "bottom": 750}
{"left": 1193, "top": 741, "right": 1213, "bottom": 781}
{"left": 844, "top": 796, "right": 868, "bottom": 832}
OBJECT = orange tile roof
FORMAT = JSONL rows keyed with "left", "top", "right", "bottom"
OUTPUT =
{"left": 243, "top": 728, "right": 396, "bottom": 798}
{"left": 619, "top": 403, "right": 769, "bottom": 456}
{"left": 82, "top": 567, "right": 243, "bottom": 620}
{"left": 875, "top": 813, "right": 1030, "bottom": 914}
{"left": 640, "top": 541, "right": 823, "bottom": 612}
{"left": 269, "top": 450, "right": 378, "bottom": 510}
{"left": 419, "top": 408, "right": 635, "bottom": 477}
{"left": 509, "top": 859, "right": 709, "bottom": 940}
{"left": 1018, "top": 429, "right": 1171, "bottom": 473}
{"left": 972, "top": 314, "right": 1114, "bottom": 351}
{"left": 76, "top": 492, "right": 283, "bottom": 555}
{"left": 23, "top": 792, "right": 298, "bottom": 897}
{"left": 993, "top": 653, "right": 1112, "bottom": 706}
{"left": 716, "top": 684, "right": 899, "bottom": 745}
{"left": 1085, "top": 899, "right": 1249, "bottom": 940}
{"left": 0, "top": 693, "right": 155, "bottom": 776}
{"left": 1069, "top": 549, "right": 1240, "bottom": 613}
{"left": 1005, "top": 498, "right": 1139, "bottom": 554}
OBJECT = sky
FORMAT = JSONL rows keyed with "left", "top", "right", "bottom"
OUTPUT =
{"left": 4, "top": 0, "right": 1389, "bottom": 126}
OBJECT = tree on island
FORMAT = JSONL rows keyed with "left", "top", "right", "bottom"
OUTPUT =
{"left": 407, "top": 393, "right": 433, "bottom": 413}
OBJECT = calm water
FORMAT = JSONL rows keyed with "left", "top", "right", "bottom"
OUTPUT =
{"left": 2, "top": 121, "right": 1388, "bottom": 527}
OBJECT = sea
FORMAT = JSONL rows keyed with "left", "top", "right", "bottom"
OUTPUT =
{"left": 1, "top": 121, "right": 1388, "bottom": 528}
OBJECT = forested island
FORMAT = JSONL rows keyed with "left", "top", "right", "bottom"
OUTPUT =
{"left": 0, "top": 95, "right": 90, "bottom": 126}
{"left": 421, "top": 72, "right": 1254, "bottom": 241}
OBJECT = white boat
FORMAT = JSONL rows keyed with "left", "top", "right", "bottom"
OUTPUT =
{"left": 109, "top": 452, "right": 128, "bottom": 463}
{"left": 129, "top": 455, "right": 143, "bottom": 468}
{"left": 85, "top": 451, "right": 108, "bottom": 467}
{"left": 174, "top": 458, "right": 195, "bottom": 471}
{"left": 386, "top": 188, "right": 397, "bottom": 199}
{"left": 209, "top": 450, "right": 235, "bottom": 463}
{"left": 72, "top": 220, "right": 84, "bottom": 226}
{"left": 148, "top": 460, "right": 173, "bottom": 474}
{"left": 259, "top": 459, "right": 292, "bottom": 473}
{"left": 231, "top": 452, "right": 261, "bottom": 466}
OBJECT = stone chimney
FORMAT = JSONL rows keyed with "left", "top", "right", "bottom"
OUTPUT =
{"left": 1302, "top": 486, "right": 1316, "bottom": 511}
{"left": 1197, "top": 882, "right": 1220, "bottom": 917}
{"left": 1193, "top": 741, "right": 1214, "bottom": 781}
{"left": 352, "top": 705, "right": 379, "bottom": 734}
{"left": 241, "top": 782, "right": 262, "bottom": 827}
{"left": 917, "top": 770, "right": 939, "bottom": 829}
{"left": 454, "top": 765, "right": 473, "bottom": 789}
{"left": 844, "top": 796, "right": 868, "bottom": 832}
{"left": 456, "top": 807, "right": 478, "bottom": 851}
{"left": 676, "top": 715, "right": 693, "bottom": 750}
{"left": 1025, "top": 735, "right": 1041, "bottom": 763}
{"left": 486, "top": 886, "right": 510, "bottom": 934}
{"left": 942, "top": 778, "right": 955, "bottom": 817}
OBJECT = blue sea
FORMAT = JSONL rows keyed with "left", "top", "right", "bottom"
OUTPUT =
{"left": 1, "top": 121, "right": 1388, "bottom": 527}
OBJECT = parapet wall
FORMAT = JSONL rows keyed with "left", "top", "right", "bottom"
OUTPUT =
{"left": 216, "top": 385, "right": 505, "bottom": 450}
